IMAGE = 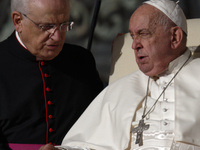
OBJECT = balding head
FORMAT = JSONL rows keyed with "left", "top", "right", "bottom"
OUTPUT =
{"left": 11, "top": 0, "right": 70, "bottom": 15}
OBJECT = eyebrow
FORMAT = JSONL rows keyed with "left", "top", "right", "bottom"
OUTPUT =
{"left": 129, "top": 28, "right": 149, "bottom": 33}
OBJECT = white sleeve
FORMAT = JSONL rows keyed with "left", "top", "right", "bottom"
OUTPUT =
{"left": 55, "top": 146, "right": 91, "bottom": 150}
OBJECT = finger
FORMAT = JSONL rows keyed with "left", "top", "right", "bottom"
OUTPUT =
{"left": 39, "top": 144, "right": 56, "bottom": 150}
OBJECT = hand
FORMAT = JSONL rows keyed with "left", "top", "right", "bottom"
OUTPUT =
{"left": 39, "top": 144, "right": 59, "bottom": 150}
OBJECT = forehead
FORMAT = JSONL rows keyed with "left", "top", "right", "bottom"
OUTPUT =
{"left": 129, "top": 5, "right": 155, "bottom": 33}
{"left": 28, "top": 0, "right": 70, "bottom": 17}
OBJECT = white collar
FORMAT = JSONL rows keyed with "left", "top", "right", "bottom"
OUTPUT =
{"left": 15, "top": 31, "right": 27, "bottom": 49}
{"left": 165, "top": 49, "right": 191, "bottom": 75}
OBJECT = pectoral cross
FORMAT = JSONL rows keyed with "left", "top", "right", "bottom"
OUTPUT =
{"left": 132, "top": 119, "right": 149, "bottom": 146}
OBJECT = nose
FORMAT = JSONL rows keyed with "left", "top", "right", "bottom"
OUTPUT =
{"left": 132, "top": 36, "right": 142, "bottom": 51}
{"left": 49, "top": 27, "right": 61, "bottom": 41}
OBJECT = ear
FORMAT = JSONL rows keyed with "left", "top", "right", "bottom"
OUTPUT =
{"left": 170, "top": 26, "right": 183, "bottom": 49}
{"left": 11, "top": 11, "right": 23, "bottom": 33}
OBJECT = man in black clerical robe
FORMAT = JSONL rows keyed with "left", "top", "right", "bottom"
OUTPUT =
{"left": 0, "top": 31, "right": 103, "bottom": 149}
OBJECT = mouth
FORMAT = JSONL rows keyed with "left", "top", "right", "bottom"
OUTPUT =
{"left": 137, "top": 55, "right": 148, "bottom": 63}
{"left": 139, "top": 56, "right": 145, "bottom": 59}
{"left": 47, "top": 44, "right": 59, "bottom": 50}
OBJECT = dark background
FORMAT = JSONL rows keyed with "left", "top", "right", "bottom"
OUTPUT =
{"left": 1, "top": 0, "right": 200, "bottom": 84}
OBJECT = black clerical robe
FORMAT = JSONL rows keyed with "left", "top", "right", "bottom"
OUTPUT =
{"left": 0, "top": 32, "right": 103, "bottom": 149}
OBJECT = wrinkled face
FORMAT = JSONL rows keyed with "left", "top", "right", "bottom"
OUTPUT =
{"left": 129, "top": 5, "right": 175, "bottom": 77}
{"left": 17, "top": 0, "right": 70, "bottom": 60}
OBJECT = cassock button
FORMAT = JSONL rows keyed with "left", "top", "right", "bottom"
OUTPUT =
{"left": 49, "top": 142, "right": 55, "bottom": 146}
{"left": 163, "top": 108, "right": 168, "bottom": 112}
{"left": 49, "top": 128, "right": 54, "bottom": 133}
{"left": 40, "top": 61, "right": 45, "bottom": 66}
{"left": 163, "top": 120, "right": 169, "bottom": 126}
{"left": 46, "top": 87, "right": 52, "bottom": 92}
{"left": 44, "top": 73, "right": 50, "bottom": 78}
{"left": 48, "top": 115, "right": 54, "bottom": 119}
{"left": 48, "top": 101, "right": 54, "bottom": 105}
{"left": 163, "top": 98, "right": 168, "bottom": 102}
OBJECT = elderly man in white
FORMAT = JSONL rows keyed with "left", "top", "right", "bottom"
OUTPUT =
{"left": 40, "top": 0, "right": 200, "bottom": 150}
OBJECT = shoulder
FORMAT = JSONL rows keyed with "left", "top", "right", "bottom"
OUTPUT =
{"left": 187, "top": 57, "right": 200, "bottom": 68}
{"left": 0, "top": 33, "right": 15, "bottom": 57}
{"left": 62, "top": 43, "right": 92, "bottom": 56}
{"left": 108, "top": 71, "right": 148, "bottom": 91}
{"left": 57, "top": 43, "right": 95, "bottom": 65}
{"left": 57, "top": 43, "right": 95, "bottom": 62}
{"left": 181, "top": 57, "right": 200, "bottom": 77}
{"left": 0, "top": 32, "right": 15, "bottom": 45}
{"left": 0, "top": 36, "right": 11, "bottom": 48}
{"left": 0, "top": 32, "right": 18, "bottom": 55}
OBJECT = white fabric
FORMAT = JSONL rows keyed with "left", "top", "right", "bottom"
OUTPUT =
{"left": 131, "top": 50, "right": 200, "bottom": 150}
{"left": 144, "top": 0, "right": 187, "bottom": 34}
{"left": 59, "top": 49, "right": 200, "bottom": 150}
{"left": 15, "top": 31, "right": 27, "bottom": 49}
{"left": 56, "top": 146, "right": 89, "bottom": 150}
{"left": 131, "top": 74, "right": 175, "bottom": 149}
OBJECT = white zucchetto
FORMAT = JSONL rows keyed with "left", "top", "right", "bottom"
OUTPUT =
{"left": 144, "top": 0, "right": 187, "bottom": 34}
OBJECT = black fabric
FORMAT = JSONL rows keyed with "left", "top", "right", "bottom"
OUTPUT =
{"left": 0, "top": 32, "right": 103, "bottom": 149}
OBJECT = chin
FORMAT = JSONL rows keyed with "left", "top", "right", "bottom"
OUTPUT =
{"left": 140, "top": 68, "right": 154, "bottom": 77}
{"left": 39, "top": 53, "right": 57, "bottom": 60}
{"left": 44, "top": 55, "right": 58, "bottom": 60}
{"left": 44, "top": 50, "right": 61, "bottom": 60}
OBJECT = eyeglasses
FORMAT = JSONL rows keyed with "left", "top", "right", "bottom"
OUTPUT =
{"left": 22, "top": 13, "right": 74, "bottom": 34}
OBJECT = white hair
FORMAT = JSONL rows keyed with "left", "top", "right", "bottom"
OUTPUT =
{"left": 11, "top": 0, "right": 31, "bottom": 14}
{"left": 11, "top": 0, "right": 70, "bottom": 14}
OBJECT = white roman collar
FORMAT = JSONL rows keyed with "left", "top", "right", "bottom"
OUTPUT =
{"left": 15, "top": 31, "right": 27, "bottom": 49}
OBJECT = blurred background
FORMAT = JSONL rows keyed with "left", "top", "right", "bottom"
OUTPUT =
{"left": 1, "top": 0, "right": 200, "bottom": 85}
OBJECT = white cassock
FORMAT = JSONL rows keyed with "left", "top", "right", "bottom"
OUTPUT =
{"left": 58, "top": 49, "right": 200, "bottom": 150}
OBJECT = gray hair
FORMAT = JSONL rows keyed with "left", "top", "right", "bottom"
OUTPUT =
{"left": 149, "top": 5, "right": 187, "bottom": 42}
{"left": 149, "top": 6, "right": 176, "bottom": 32}
{"left": 11, "top": 0, "right": 31, "bottom": 14}
{"left": 11, "top": 0, "right": 71, "bottom": 15}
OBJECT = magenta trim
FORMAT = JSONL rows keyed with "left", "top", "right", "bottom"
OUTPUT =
{"left": 8, "top": 143, "right": 44, "bottom": 150}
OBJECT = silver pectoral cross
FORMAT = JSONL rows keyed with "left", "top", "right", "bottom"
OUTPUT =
{"left": 132, "top": 119, "right": 149, "bottom": 146}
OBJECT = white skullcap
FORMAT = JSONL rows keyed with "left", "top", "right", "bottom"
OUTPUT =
{"left": 144, "top": 0, "right": 187, "bottom": 34}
